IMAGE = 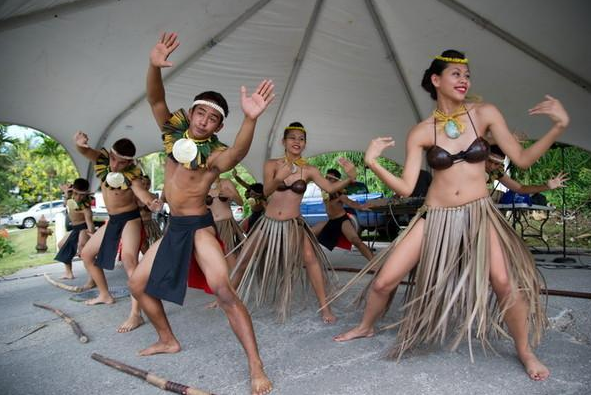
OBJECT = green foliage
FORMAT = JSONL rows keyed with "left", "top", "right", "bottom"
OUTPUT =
{"left": 0, "top": 129, "right": 78, "bottom": 215}
{"left": 137, "top": 151, "right": 167, "bottom": 191}
{"left": 308, "top": 151, "right": 402, "bottom": 197}
{"left": 0, "top": 236, "right": 15, "bottom": 258}
{"left": 511, "top": 143, "right": 591, "bottom": 212}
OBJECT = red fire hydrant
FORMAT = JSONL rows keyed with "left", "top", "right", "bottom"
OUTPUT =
{"left": 36, "top": 215, "right": 53, "bottom": 253}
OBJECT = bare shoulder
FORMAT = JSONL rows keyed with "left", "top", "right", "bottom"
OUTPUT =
{"left": 471, "top": 101, "right": 500, "bottom": 118}
{"left": 408, "top": 119, "right": 433, "bottom": 147}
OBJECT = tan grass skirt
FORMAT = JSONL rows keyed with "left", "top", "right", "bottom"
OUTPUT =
{"left": 215, "top": 217, "right": 246, "bottom": 255}
{"left": 143, "top": 219, "right": 163, "bottom": 247}
{"left": 331, "top": 196, "right": 546, "bottom": 360}
{"left": 232, "top": 215, "right": 336, "bottom": 322}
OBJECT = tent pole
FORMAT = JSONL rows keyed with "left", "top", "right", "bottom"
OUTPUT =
{"left": 264, "top": 0, "right": 325, "bottom": 161}
{"left": 364, "top": 0, "right": 423, "bottom": 123}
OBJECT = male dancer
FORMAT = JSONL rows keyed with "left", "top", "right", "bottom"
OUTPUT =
{"left": 75, "top": 132, "right": 161, "bottom": 333}
{"left": 312, "top": 169, "right": 374, "bottom": 261}
{"left": 55, "top": 178, "right": 95, "bottom": 281}
{"left": 128, "top": 32, "right": 274, "bottom": 395}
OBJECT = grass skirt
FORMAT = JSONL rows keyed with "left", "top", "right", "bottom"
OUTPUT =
{"left": 330, "top": 196, "right": 546, "bottom": 360}
{"left": 232, "top": 214, "right": 336, "bottom": 322}
{"left": 215, "top": 217, "right": 246, "bottom": 254}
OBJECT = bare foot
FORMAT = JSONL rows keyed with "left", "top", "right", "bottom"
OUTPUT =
{"left": 205, "top": 300, "right": 219, "bottom": 309}
{"left": 518, "top": 350, "right": 550, "bottom": 381}
{"left": 321, "top": 307, "right": 337, "bottom": 324}
{"left": 60, "top": 273, "right": 75, "bottom": 280}
{"left": 117, "top": 314, "right": 145, "bottom": 333}
{"left": 82, "top": 280, "right": 96, "bottom": 290}
{"left": 251, "top": 365, "right": 273, "bottom": 395}
{"left": 84, "top": 295, "right": 115, "bottom": 305}
{"left": 333, "top": 326, "right": 375, "bottom": 342}
{"left": 138, "top": 340, "right": 181, "bottom": 356}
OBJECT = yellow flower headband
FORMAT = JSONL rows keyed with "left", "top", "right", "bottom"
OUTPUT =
{"left": 284, "top": 126, "right": 306, "bottom": 134}
{"left": 435, "top": 55, "right": 469, "bottom": 64}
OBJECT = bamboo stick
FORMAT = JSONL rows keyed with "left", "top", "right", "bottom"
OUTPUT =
{"left": 44, "top": 273, "right": 94, "bottom": 293}
{"left": 91, "top": 353, "right": 214, "bottom": 395}
{"left": 32, "top": 303, "right": 89, "bottom": 343}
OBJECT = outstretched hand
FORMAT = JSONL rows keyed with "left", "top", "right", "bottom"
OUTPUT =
{"left": 74, "top": 131, "right": 90, "bottom": 148}
{"left": 337, "top": 157, "right": 356, "bottom": 180}
{"left": 546, "top": 171, "right": 569, "bottom": 190}
{"left": 241, "top": 80, "right": 275, "bottom": 120}
{"left": 365, "top": 137, "right": 395, "bottom": 166}
{"left": 528, "top": 95, "right": 569, "bottom": 128}
{"left": 150, "top": 32, "right": 180, "bottom": 68}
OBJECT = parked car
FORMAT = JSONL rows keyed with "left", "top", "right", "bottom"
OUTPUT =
{"left": 7, "top": 200, "right": 65, "bottom": 228}
{"left": 300, "top": 181, "right": 387, "bottom": 234}
{"left": 90, "top": 191, "right": 109, "bottom": 224}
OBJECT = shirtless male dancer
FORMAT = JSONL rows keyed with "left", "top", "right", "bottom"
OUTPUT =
{"left": 75, "top": 132, "right": 162, "bottom": 333}
{"left": 128, "top": 32, "right": 274, "bottom": 395}
{"left": 55, "top": 178, "right": 95, "bottom": 281}
{"left": 312, "top": 169, "right": 374, "bottom": 261}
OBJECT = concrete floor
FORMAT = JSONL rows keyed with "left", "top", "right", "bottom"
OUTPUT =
{"left": 1, "top": 244, "right": 590, "bottom": 395}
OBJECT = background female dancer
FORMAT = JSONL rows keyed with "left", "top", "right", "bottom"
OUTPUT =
{"left": 332, "top": 50, "right": 569, "bottom": 381}
{"left": 232, "top": 122, "right": 356, "bottom": 323}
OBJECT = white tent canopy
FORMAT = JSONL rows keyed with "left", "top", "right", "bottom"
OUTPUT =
{"left": 1, "top": 0, "right": 590, "bottom": 183}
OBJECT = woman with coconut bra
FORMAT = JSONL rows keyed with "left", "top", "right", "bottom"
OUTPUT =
{"left": 230, "top": 121, "right": 357, "bottom": 324}
{"left": 330, "top": 50, "right": 569, "bottom": 381}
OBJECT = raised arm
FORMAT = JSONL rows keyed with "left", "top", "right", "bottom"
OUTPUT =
{"left": 308, "top": 158, "right": 357, "bottom": 194}
{"left": 147, "top": 32, "right": 179, "bottom": 129}
{"left": 73, "top": 131, "right": 102, "bottom": 162}
{"left": 364, "top": 129, "right": 424, "bottom": 197}
{"left": 486, "top": 96, "right": 569, "bottom": 169}
{"left": 498, "top": 172, "right": 568, "bottom": 195}
{"left": 210, "top": 80, "right": 275, "bottom": 173}
{"left": 232, "top": 168, "right": 252, "bottom": 190}
{"left": 264, "top": 159, "right": 290, "bottom": 197}
{"left": 222, "top": 179, "right": 244, "bottom": 206}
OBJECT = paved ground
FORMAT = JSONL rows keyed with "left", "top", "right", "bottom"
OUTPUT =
{"left": 1, "top": 244, "right": 590, "bottom": 395}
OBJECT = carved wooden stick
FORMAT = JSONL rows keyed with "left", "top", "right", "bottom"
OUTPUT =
{"left": 32, "top": 303, "right": 89, "bottom": 343}
{"left": 44, "top": 273, "right": 94, "bottom": 293}
{"left": 91, "top": 353, "right": 214, "bottom": 395}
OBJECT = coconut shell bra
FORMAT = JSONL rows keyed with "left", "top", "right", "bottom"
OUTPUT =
{"left": 426, "top": 109, "right": 490, "bottom": 170}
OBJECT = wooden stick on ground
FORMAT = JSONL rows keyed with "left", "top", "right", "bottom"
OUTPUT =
{"left": 5, "top": 323, "right": 48, "bottom": 345}
{"left": 32, "top": 303, "right": 89, "bottom": 343}
{"left": 43, "top": 273, "right": 94, "bottom": 293}
{"left": 91, "top": 353, "right": 214, "bottom": 395}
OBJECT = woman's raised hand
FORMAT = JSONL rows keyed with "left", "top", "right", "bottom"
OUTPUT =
{"left": 528, "top": 95, "right": 569, "bottom": 128}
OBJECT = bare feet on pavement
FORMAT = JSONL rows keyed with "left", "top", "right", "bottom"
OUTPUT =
{"left": 84, "top": 295, "right": 115, "bottom": 305}
{"left": 138, "top": 339, "right": 181, "bottom": 356}
{"left": 333, "top": 326, "right": 375, "bottom": 342}
{"left": 519, "top": 349, "right": 550, "bottom": 381}
{"left": 117, "top": 314, "right": 145, "bottom": 333}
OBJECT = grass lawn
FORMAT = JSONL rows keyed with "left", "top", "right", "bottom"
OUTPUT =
{"left": 0, "top": 227, "right": 60, "bottom": 276}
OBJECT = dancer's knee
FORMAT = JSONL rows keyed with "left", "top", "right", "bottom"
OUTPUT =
{"left": 127, "top": 275, "right": 144, "bottom": 298}
{"left": 372, "top": 277, "right": 396, "bottom": 295}
{"left": 211, "top": 282, "right": 238, "bottom": 307}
